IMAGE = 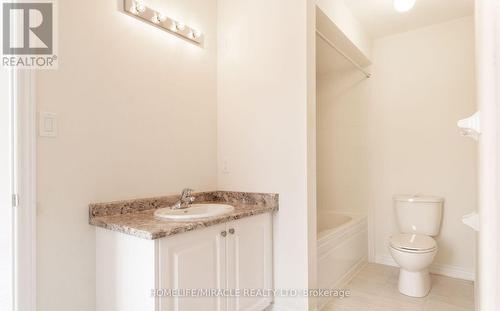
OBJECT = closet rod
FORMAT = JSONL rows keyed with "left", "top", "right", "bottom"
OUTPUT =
{"left": 316, "top": 29, "right": 372, "bottom": 78}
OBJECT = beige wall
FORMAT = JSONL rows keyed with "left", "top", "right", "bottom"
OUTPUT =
{"left": 317, "top": 17, "right": 477, "bottom": 276}
{"left": 370, "top": 17, "right": 477, "bottom": 275}
{"left": 36, "top": 0, "right": 218, "bottom": 310}
{"left": 217, "top": 0, "right": 313, "bottom": 309}
{"left": 317, "top": 67, "right": 370, "bottom": 215}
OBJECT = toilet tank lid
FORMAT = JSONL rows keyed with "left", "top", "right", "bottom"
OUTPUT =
{"left": 394, "top": 195, "right": 444, "bottom": 203}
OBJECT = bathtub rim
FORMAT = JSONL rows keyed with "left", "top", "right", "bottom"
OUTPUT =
{"left": 317, "top": 211, "right": 367, "bottom": 241}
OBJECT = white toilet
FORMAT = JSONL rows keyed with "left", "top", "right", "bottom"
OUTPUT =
{"left": 389, "top": 195, "right": 444, "bottom": 298}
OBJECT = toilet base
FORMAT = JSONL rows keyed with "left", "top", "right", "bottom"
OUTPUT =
{"left": 398, "top": 268, "right": 431, "bottom": 298}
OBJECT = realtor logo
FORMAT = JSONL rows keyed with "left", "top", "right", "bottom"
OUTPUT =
{"left": 2, "top": 0, "right": 57, "bottom": 69}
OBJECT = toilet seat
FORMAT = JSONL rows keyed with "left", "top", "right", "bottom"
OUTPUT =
{"left": 390, "top": 233, "right": 437, "bottom": 253}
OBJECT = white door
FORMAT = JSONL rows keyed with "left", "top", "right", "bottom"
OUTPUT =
{"left": 158, "top": 224, "right": 227, "bottom": 311}
{"left": 227, "top": 214, "right": 273, "bottom": 311}
{"left": 0, "top": 69, "right": 13, "bottom": 311}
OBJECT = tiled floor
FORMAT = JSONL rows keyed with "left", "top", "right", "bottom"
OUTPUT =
{"left": 323, "top": 263, "right": 475, "bottom": 311}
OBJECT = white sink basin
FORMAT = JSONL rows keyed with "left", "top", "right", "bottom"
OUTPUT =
{"left": 154, "top": 204, "right": 235, "bottom": 222}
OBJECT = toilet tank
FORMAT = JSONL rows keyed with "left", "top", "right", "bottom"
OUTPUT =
{"left": 394, "top": 195, "right": 444, "bottom": 236}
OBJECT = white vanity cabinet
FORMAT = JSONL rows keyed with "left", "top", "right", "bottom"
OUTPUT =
{"left": 96, "top": 213, "right": 273, "bottom": 311}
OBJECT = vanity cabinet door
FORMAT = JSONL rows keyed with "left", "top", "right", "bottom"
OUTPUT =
{"left": 158, "top": 224, "right": 227, "bottom": 311}
{"left": 226, "top": 213, "right": 273, "bottom": 311}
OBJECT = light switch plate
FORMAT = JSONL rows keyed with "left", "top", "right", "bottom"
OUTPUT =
{"left": 39, "top": 112, "right": 57, "bottom": 137}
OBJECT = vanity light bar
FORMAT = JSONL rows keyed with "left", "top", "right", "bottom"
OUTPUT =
{"left": 124, "top": 0, "right": 204, "bottom": 45}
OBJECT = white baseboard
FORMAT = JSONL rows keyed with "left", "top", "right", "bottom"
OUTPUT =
{"left": 337, "top": 256, "right": 368, "bottom": 288}
{"left": 375, "top": 254, "right": 475, "bottom": 281}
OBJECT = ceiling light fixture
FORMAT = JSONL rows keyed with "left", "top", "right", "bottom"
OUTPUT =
{"left": 393, "top": 0, "right": 416, "bottom": 12}
{"left": 123, "top": 0, "right": 204, "bottom": 45}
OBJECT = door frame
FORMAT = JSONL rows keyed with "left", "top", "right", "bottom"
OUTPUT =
{"left": 476, "top": 0, "right": 500, "bottom": 310}
{"left": 11, "top": 69, "right": 37, "bottom": 311}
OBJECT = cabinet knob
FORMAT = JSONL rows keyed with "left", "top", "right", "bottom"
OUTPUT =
{"left": 221, "top": 231, "right": 227, "bottom": 237}
{"left": 229, "top": 228, "right": 235, "bottom": 235}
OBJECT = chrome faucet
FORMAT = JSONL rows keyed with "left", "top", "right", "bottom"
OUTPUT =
{"left": 172, "top": 188, "right": 195, "bottom": 210}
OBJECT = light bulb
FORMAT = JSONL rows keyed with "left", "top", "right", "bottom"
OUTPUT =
{"left": 151, "top": 13, "right": 160, "bottom": 24}
{"left": 175, "top": 22, "right": 186, "bottom": 31}
{"left": 134, "top": 0, "right": 146, "bottom": 13}
{"left": 191, "top": 29, "right": 201, "bottom": 39}
{"left": 393, "top": 0, "right": 416, "bottom": 12}
{"left": 157, "top": 13, "right": 167, "bottom": 22}
{"left": 130, "top": 4, "right": 139, "bottom": 15}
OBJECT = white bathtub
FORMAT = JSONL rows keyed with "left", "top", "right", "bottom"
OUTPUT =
{"left": 317, "top": 212, "right": 368, "bottom": 309}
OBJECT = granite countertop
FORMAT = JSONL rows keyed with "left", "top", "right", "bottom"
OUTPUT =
{"left": 89, "top": 191, "right": 279, "bottom": 240}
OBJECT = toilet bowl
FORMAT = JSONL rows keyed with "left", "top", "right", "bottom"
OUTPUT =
{"left": 390, "top": 195, "right": 443, "bottom": 297}
{"left": 389, "top": 233, "right": 437, "bottom": 297}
